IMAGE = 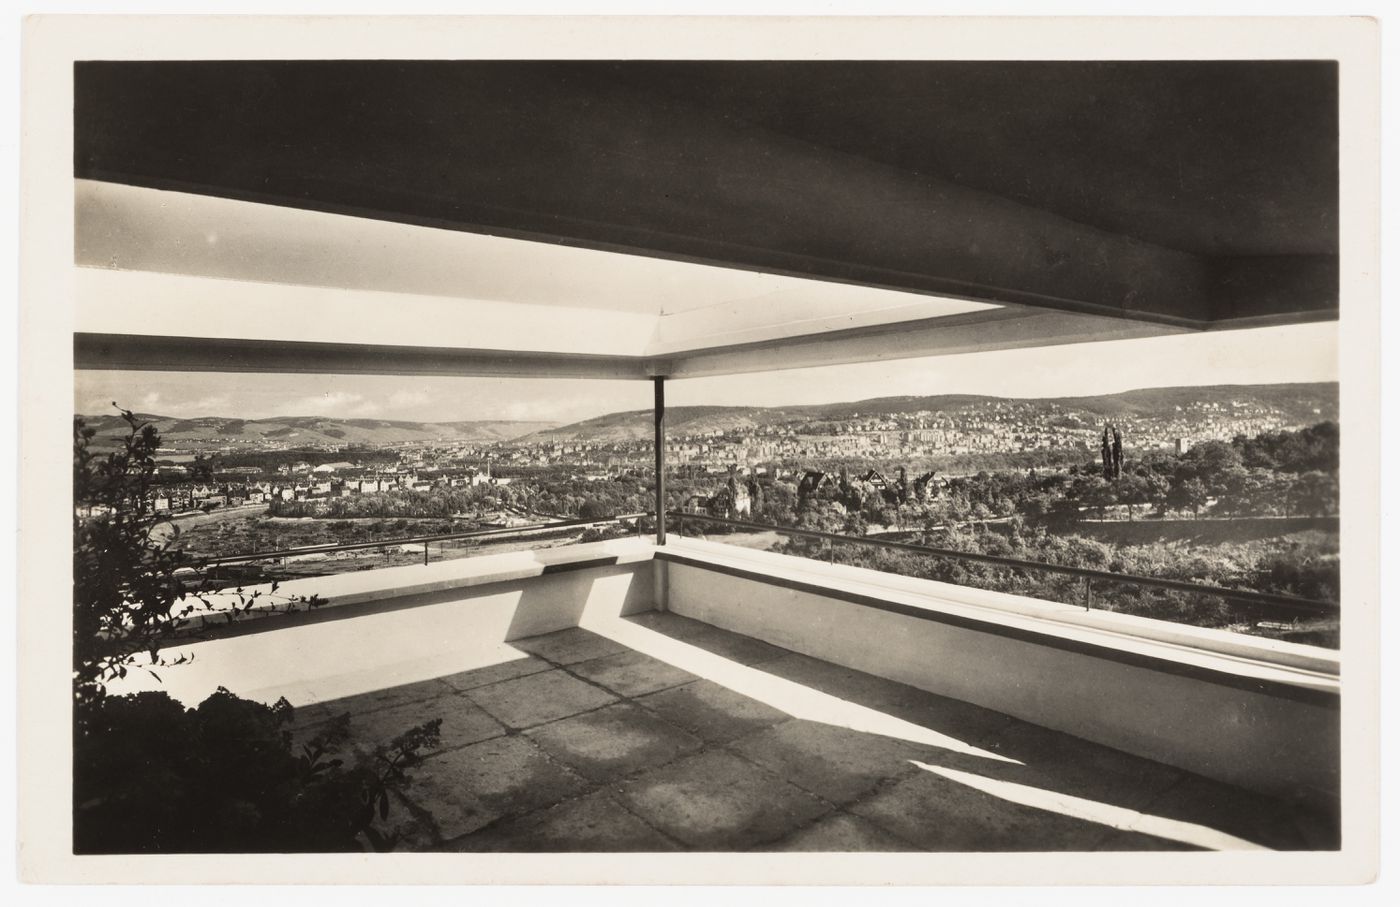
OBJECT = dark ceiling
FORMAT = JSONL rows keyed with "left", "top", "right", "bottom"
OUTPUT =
{"left": 611, "top": 61, "right": 1338, "bottom": 258}
{"left": 74, "top": 60, "right": 1339, "bottom": 328}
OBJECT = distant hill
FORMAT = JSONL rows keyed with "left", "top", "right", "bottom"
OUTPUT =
{"left": 76, "top": 413, "right": 558, "bottom": 447}
{"left": 527, "top": 382, "right": 1338, "bottom": 442}
{"left": 521, "top": 405, "right": 798, "bottom": 444}
{"left": 77, "top": 382, "right": 1337, "bottom": 449}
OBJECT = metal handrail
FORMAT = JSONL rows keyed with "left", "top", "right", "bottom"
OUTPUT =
{"left": 198, "top": 513, "right": 647, "bottom": 567}
{"left": 665, "top": 511, "right": 1338, "bottom": 617}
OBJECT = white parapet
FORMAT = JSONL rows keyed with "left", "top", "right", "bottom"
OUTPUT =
{"left": 656, "top": 536, "right": 1340, "bottom": 811}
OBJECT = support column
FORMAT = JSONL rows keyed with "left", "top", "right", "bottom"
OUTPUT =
{"left": 653, "top": 376, "right": 666, "bottom": 546}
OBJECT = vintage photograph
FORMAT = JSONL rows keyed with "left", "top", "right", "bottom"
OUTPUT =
{"left": 16, "top": 13, "right": 1383, "bottom": 887}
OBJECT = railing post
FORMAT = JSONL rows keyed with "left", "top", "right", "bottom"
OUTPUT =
{"left": 1084, "top": 576, "right": 1093, "bottom": 611}
{"left": 424, "top": 541, "right": 430, "bottom": 566}
{"left": 653, "top": 376, "right": 666, "bottom": 546}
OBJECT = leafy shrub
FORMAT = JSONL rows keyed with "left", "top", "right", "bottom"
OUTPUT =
{"left": 74, "top": 688, "right": 441, "bottom": 853}
{"left": 578, "top": 498, "right": 614, "bottom": 520}
{"left": 74, "top": 409, "right": 443, "bottom": 853}
{"left": 74, "top": 410, "right": 321, "bottom": 706}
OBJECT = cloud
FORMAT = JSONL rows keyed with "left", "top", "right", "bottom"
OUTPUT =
{"left": 174, "top": 394, "right": 233, "bottom": 416}
{"left": 274, "top": 391, "right": 382, "bottom": 418}
{"left": 138, "top": 391, "right": 162, "bottom": 410}
{"left": 388, "top": 388, "right": 432, "bottom": 410}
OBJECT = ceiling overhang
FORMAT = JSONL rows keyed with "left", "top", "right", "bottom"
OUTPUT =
{"left": 72, "top": 60, "right": 1338, "bottom": 380}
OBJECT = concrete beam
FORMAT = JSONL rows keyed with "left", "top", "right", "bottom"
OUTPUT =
{"left": 664, "top": 307, "right": 1191, "bottom": 379}
{"left": 74, "top": 333, "right": 651, "bottom": 381}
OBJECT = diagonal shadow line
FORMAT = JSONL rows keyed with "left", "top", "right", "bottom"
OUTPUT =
{"left": 578, "top": 615, "right": 1021, "bottom": 765}
{"left": 909, "top": 761, "right": 1269, "bottom": 852}
{"left": 581, "top": 614, "right": 1310, "bottom": 850}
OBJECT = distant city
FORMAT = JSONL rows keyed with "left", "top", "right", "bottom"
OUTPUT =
{"left": 77, "top": 382, "right": 1337, "bottom": 516}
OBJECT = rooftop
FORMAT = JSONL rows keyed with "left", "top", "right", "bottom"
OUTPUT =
{"left": 281, "top": 614, "right": 1335, "bottom": 853}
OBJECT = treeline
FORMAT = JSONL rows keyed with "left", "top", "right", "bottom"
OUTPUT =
{"left": 269, "top": 470, "right": 709, "bottom": 522}
{"left": 272, "top": 487, "right": 498, "bottom": 520}
{"left": 215, "top": 448, "right": 400, "bottom": 472}
{"left": 773, "top": 519, "right": 1338, "bottom": 644}
{"left": 689, "top": 422, "right": 1341, "bottom": 641}
{"left": 749, "top": 422, "right": 1341, "bottom": 533}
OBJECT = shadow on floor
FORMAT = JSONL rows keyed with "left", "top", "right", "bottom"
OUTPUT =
{"left": 289, "top": 613, "right": 1339, "bottom": 853}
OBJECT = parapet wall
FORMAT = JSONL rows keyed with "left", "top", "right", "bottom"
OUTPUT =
{"left": 658, "top": 538, "right": 1340, "bottom": 812}
{"left": 108, "top": 539, "right": 656, "bottom": 709}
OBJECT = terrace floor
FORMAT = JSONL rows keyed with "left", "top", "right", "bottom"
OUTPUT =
{"left": 289, "top": 612, "right": 1339, "bottom": 852}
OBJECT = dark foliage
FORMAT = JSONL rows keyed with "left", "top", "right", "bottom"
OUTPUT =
{"left": 1232, "top": 421, "right": 1339, "bottom": 473}
{"left": 74, "top": 688, "right": 441, "bottom": 853}
{"left": 74, "top": 409, "right": 440, "bottom": 853}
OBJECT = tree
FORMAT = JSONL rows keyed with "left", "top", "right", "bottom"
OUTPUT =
{"left": 578, "top": 498, "right": 614, "bottom": 521}
{"left": 190, "top": 452, "right": 219, "bottom": 483}
{"left": 1288, "top": 471, "right": 1339, "bottom": 517}
{"left": 75, "top": 408, "right": 336, "bottom": 702}
{"left": 763, "top": 481, "right": 798, "bottom": 525}
{"left": 1217, "top": 469, "right": 1270, "bottom": 518}
{"left": 73, "top": 410, "right": 440, "bottom": 853}
{"left": 1116, "top": 474, "right": 1151, "bottom": 521}
{"left": 1177, "top": 440, "right": 1245, "bottom": 497}
{"left": 1074, "top": 476, "right": 1117, "bottom": 521}
{"left": 1165, "top": 477, "right": 1210, "bottom": 518}
{"left": 1100, "top": 424, "right": 1124, "bottom": 479}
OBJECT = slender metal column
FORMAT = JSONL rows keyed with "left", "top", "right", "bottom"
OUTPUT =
{"left": 653, "top": 376, "right": 666, "bottom": 546}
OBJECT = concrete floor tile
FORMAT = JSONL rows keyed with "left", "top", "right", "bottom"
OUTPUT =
{"left": 465, "top": 669, "right": 618, "bottom": 729}
{"left": 850, "top": 770, "right": 1121, "bottom": 851}
{"left": 348, "top": 693, "right": 504, "bottom": 756}
{"left": 1091, "top": 829, "right": 1203, "bottom": 852}
{"left": 525, "top": 702, "right": 703, "bottom": 782}
{"left": 731, "top": 719, "right": 920, "bottom": 804}
{"left": 1135, "top": 774, "right": 1335, "bottom": 850}
{"left": 315, "top": 676, "right": 456, "bottom": 716}
{"left": 376, "top": 797, "right": 439, "bottom": 852}
{"left": 770, "top": 812, "right": 918, "bottom": 852}
{"left": 624, "top": 610, "right": 712, "bottom": 638}
{"left": 447, "top": 790, "right": 681, "bottom": 853}
{"left": 512, "top": 628, "right": 627, "bottom": 665}
{"left": 973, "top": 720, "right": 1185, "bottom": 814}
{"left": 287, "top": 717, "right": 344, "bottom": 760}
{"left": 567, "top": 650, "right": 698, "bottom": 698}
{"left": 1291, "top": 805, "right": 1343, "bottom": 851}
{"left": 636, "top": 679, "right": 790, "bottom": 743}
{"left": 405, "top": 736, "right": 590, "bottom": 842}
{"left": 295, "top": 616, "right": 1334, "bottom": 854}
{"left": 437, "top": 655, "right": 553, "bottom": 692}
{"left": 619, "top": 749, "right": 828, "bottom": 850}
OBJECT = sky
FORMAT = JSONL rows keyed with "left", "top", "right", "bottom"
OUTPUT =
{"left": 74, "top": 321, "right": 1338, "bottom": 426}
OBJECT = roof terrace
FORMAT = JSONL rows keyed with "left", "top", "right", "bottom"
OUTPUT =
{"left": 290, "top": 618, "right": 1335, "bottom": 853}
{"left": 65, "top": 54, "right": 1351, "bottom": 866}
{"left": 111, "top": 539, "right": 1341, "bottom": 853}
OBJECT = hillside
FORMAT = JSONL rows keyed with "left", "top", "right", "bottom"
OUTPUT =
{"left": 77, "top": 413, "right": 558, "bottom": 447}
{"left": 77, "top": 382, "right": 1337, "bottom": 448}
{"left": 528, "top": 382, "right": 1338, "bottom": 441}
{"left": 521, "top": 406, "right": 801, "bottom": 443}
